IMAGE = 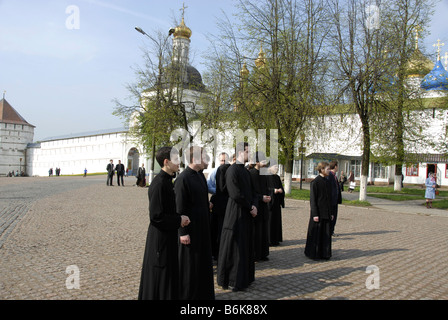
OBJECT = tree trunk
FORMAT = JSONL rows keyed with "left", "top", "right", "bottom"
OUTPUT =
{"left": 359, "top": 117, "right": 371, "bottom": 202}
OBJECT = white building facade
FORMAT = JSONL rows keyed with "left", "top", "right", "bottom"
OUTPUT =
{"left": 26, "top": 128, "right": 146, "bottom": 177}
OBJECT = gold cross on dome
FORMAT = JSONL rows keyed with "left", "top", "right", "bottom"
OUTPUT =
{"left": 414, "top": 25, "right": 422, "bottom": 50}
{"left": 180, "top": 3, "right": 188, "bottom": 19}
{"left": 433, "top": 39, "right": 445, "bottom": 61}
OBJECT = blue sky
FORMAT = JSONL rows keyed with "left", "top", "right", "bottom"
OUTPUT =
{"left": 1, "top": 0, "right": 447, "bottom": 141}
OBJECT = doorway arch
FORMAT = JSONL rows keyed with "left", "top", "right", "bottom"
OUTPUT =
{"left": 127, "top": 148, "right": 140, "bottom": 176}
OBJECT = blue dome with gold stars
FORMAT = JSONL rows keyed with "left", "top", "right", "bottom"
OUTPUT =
{"left": 421, "top": 60, "right": 448, "bottom": 91}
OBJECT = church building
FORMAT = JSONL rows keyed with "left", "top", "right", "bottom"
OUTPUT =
{"left": 2, "top": 14, "right": 447, "bottom": 189}
{"left": 295, "top": 36, "right": 448, "bottom": 187}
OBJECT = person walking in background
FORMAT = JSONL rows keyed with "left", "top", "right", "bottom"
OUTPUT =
{"left": 137, "top": 164, "right": 146, "bottom": 187}
{"left": 106, "top": 160, "right": 114, "bottom": 186}
{"left": 338, "top": 170, "right": 347, "bottom": 192}
{"left": 425, "top": 172, "right": 437, "bottom": 209}
{"left": 304, "top": 161, "right": 333, "bottom": 260}
{"left": 348, "top": 170, "right": 355, "bottom": 193}
{"left": 116, "top": 160, "right": 125, "bottom": 186}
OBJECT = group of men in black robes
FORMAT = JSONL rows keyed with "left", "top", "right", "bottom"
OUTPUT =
{"left": 138, "top": 142, "right": 286, "bottom": 299}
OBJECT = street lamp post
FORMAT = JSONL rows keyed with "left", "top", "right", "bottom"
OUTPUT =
{"left": 135, "top": 26, "right": 173, "bottom": 184}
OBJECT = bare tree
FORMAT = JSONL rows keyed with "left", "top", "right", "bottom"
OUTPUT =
{"left": 207, "top": 0, "right": 330, "bottom": 193}
{"left": 328, "top": 0, "right": 396, "bottom": 200}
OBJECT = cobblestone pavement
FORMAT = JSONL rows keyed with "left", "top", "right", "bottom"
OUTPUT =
{"left": 1, "top": 176, "right": 448, "bottom": 300}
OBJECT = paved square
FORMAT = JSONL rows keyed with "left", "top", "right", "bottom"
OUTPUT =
{"left": 0, "top": 176, "right": 447, "bottom": 300}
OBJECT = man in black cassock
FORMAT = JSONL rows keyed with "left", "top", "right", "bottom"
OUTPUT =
{"left": 138, "top": 147, "right": 190, "bottom": 300}
{"left": 267, "top": 161, "right": 284, "bottom": 246}
{"left": 209, "top": 152, "right": 231, "bottom": 260}
{"left": 249, "top": 151, "right": 271, "bottom": 261}
{"left": 217, "top": 142, "right": 258, "bottom": 292}
{"left": 328, "top": 160, "right": 342, "bottom": 236}
{"left": 304, "top": 161, "right": 334, "bottom": 260}
{"left": 175, "top": 146, "right": 215, "bottom": 300}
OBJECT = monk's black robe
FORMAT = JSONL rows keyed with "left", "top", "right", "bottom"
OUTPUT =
{"left": 138, "top": 170, "right": 181, "bottom": 300}
{"left": 217, "top": 163, "right": 257, "bottom": 290}
{"left": 267, "top": 173, "right": 284, "bottom": 246}
{"left": 175, "top": 166, "right": 215, "bottom": 300}
{"left": 210, "top": 163, "right": 230, "bottom": 259}
{"left": 249, "top": 167, "right": 270, "bottom": 261}
{"left": 304, "top": 175, "right": 332, "bottom": 260}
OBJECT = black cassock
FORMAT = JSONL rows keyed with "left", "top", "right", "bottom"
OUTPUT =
{"left": 249, "top": 167, "right": 270, "bottom": 260}
{"left": 267, "top": 174, "right": 285, "bottom": 246}
{"left": 304, "top": 175, "right": 332, "bottom": 260}
{"left": 210, "top": 163, "right": 230, "bottom": 259}
{"left": 175, "top": 167, "right": 215, "bottom": 300}
{"left": 138, "top": 170, "right": 181, "bottom": 300}
{"left": 217, "top": 163, "right": 257, "bottom": 290}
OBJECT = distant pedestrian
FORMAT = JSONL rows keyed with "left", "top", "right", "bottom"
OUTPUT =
{"left": 338, "top": 170, "right": 347, "bottom": 192}
{"left": 425, "top": 172, "right": 437, "bottom": 209}
{"left": 137, "top": 164, "right": 146, "bottom": 187}
{"left": 48, "top": 168, "right": 53, "bottom": 177}
{"left": 116, "top": 160, "right": 125, "bottom": 186}
{"left": 83, "top": 168, "right": 87, "bottom": 177}
{"left": 106, "top": 160, "right": 114, "bottom": 186}
{"left": 304, "top": 161, "right": 333, "bottom": 260}
{"left": 348, "top": 170, "right": 355, "bottom": 193}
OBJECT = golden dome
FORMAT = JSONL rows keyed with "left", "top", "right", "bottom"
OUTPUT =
{"left": 173, "top": 17, "right": 192, "bottom": 40}
{"left": 255, "top": 45, "right": 266, "bottom": 68}
{"left": 406, "top": 48, "right": 434, "bottom": 78}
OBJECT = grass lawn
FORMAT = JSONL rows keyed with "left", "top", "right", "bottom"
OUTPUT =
{"left": 366, "top": 194, "right": 423, "bottom": 201}
{"left": 287, "top": 185, "right": 448, "bottom": 209}
{"left": 353, "top": 185, "right": 448, "bottom": 209}
{"left": 286, "top": 188, "right": 372, "bottom": 207}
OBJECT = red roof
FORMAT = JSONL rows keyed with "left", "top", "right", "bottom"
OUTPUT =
{"left": 0, "top": 98, "right": 35, "bottom": 127}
